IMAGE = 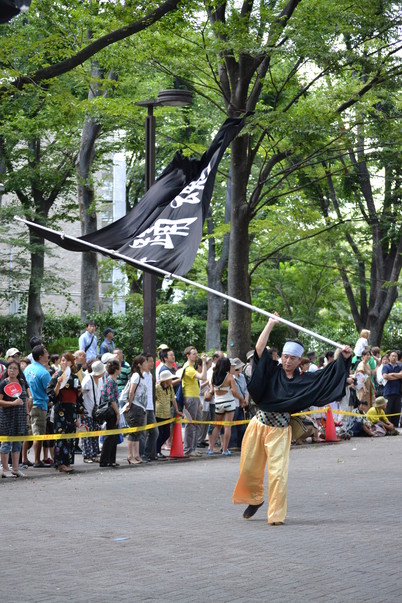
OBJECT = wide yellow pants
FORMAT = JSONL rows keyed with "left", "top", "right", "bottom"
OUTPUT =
{"left": 232, "top": 416, "right": 291, "bottom": 523}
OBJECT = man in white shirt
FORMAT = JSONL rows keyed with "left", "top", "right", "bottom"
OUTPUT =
{"left": 140, "top": 353, "right": 159, "bottom": 462}
{"left": 307, "top": 351, "right": 318, "bottom": 373}
{"left": 78, "top": 320, "right": 98, "bottom": 362}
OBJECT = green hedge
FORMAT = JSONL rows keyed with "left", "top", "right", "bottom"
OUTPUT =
{"left": 0, "top": 305, "right": 207, "bottom": 364}
{"left": 0, "top": 304, "right": 399, "bottom": 362}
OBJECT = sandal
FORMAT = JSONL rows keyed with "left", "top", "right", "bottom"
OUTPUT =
{"left": 58, "top": 465, "right": 74, "bottom": 474}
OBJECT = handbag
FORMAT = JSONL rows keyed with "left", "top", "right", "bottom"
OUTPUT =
{"left": 175, "top": 367, "right": 186, "bottom": 411}
{"left": 90, "top": 376, "right": 99, "bottom": 420}
{"left": 371, "top": 422, "right": 387, "bottom": 437}
{"left": 95, "top": 404, "right": 115, "bottom": 424}
{"left": 203, "top": 387, "right": 213, "bottom": 402}
{"left": 119, "top": 380, "right": 130, "bottom": 405}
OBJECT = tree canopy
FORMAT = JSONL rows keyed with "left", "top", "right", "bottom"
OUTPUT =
{"left": 0, "top": 0, "right": 400, "bottom": 351}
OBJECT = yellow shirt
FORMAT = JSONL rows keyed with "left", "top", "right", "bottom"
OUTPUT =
{"left": 182, "top": 363, "right": 200, "bottom": 398}
{"left": 366, "top": 407, "right": 387, "bottom": 424}
{"left": 155, "top": 383, "right": 175, "bottom": 419}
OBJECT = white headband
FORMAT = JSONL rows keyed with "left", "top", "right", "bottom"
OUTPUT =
{"left": 282, "top": 341, "right": 304, "bottom": 358}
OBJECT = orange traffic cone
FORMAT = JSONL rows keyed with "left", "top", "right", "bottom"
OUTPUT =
{"left": 325, "top": 406, "right": 340, "bottom": 442}
{"left": 170, "top": 416, "right": 184, "bottom": 457}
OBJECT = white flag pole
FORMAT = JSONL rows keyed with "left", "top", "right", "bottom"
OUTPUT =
{"left": 15, "top": 217, "right": 344, "bottom": 349}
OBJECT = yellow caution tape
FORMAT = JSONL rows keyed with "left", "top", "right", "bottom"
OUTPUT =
{"left": 0, "top": 408, "right": 399, "bottom": 442}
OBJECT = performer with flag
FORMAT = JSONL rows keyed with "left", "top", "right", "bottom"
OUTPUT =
{"left": 232, "top": 313, "right": 353, "bottom": 525}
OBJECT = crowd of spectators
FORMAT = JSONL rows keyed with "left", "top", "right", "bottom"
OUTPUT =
{"left": 0, "top": 322, "right": 401, "bottom": 477}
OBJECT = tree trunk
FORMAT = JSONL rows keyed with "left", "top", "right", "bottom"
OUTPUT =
{"left": 227, "top": 136, "right": 252, "bottom": 359}
{"left": 78, "top": 120, "right": 100, "bottom": 320}
{"left": 77, "top": 59, "right": 104, "bottom": 320}
{"left": 205, "top": 168, "right": 231, "bottom": 352}
{"left": 26, "top": 228, "right": 45, "bottom": 344}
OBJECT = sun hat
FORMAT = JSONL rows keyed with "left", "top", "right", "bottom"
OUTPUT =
{"left": 158, "top": 370, "right": 174, "bottom": 383}
{"left": 246, "top": 350, "right": 254, "bottom": 360}
{"left": 232, "top": 357, "right": 245, "bottom": 369}
{"left": 6, "top": 348, "right": 20, "bottom": 358}
{"left": 101, "top": 352, "right": 117, "bottom": 364}
{"left": 374, "top": 396, "right": 387, "bottom": 408}
{"left": 91, "top": 361, "right": 106, "bottom": 377}
{"left": 157, "top": 344, "right": 169, "bottom": 351}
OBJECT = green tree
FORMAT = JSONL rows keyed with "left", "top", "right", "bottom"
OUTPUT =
{"left": 145, "top": 0, "right": 401, "bottom": 353}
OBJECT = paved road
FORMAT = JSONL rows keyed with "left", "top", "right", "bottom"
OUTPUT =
{"left": 1, "top": 435, "right": 401, "bottom": 602}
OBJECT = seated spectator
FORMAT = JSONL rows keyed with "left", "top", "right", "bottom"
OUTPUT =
{"left": 346, "top": 401, "right": 375, "bottom": 437}
{"left": 366, "top": 397, "right": 398, "bottom": 435}
{"left": 290, "top": 416, "right": 315, "bottom": 445}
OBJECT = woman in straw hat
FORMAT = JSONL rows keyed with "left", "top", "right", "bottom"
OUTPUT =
{"left": 155, "top": 370, "right": 180, "bottom": 459}
{"left": 80, "top": 360, "right": 105, "bottom": 463}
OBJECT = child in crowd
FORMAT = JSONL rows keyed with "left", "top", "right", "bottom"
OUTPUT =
{"left": 353, "top": 329, "right": 370, "bottom": 363}
{"left": 366, "top": 397, "right": 398, "bottom": 435}
{"left": 346, "top": 400, "right": 375, "bottom": 437}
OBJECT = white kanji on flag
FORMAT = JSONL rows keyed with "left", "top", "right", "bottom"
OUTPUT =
{"left": 129, "top": 217, "right": 198, "bottom": 250}
{"left": 170, "top": 161, "right": 212, "bottom": 209}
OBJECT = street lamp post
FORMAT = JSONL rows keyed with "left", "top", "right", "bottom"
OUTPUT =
{"left": 137, "top": 89, "right": 193, "bottom": 357}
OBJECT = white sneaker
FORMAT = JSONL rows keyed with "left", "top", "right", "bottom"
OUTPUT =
{"left": 2, "top": 471, "right": 17, "bottom": 478}
{"left": 11, "top": 469, "right": 26, "bottom": 478}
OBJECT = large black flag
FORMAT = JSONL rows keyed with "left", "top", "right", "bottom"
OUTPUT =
{"left": 26, "top": 116, "right": 247, "bottom": 276}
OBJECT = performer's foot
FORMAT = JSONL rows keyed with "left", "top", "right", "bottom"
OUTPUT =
{"left": 270, "top": 521, "right": 284, "bottom": 526}
{"left": 243, "top": 502, "right": 264, "bottom": 519}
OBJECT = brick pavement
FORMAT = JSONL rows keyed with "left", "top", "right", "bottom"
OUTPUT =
{"left": 1, "top": 436, "right": 402, "bottom": 602}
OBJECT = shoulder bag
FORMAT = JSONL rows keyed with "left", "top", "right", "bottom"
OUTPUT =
{"left": 175, "top": 367, "right": 186, "bottom": 411}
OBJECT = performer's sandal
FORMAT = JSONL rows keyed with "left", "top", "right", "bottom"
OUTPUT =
{"left": 243, "top": 502, "right": 264, "bottom": 519}
{"left": 270, "top": 522, "right": 284, "bottom": 526}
